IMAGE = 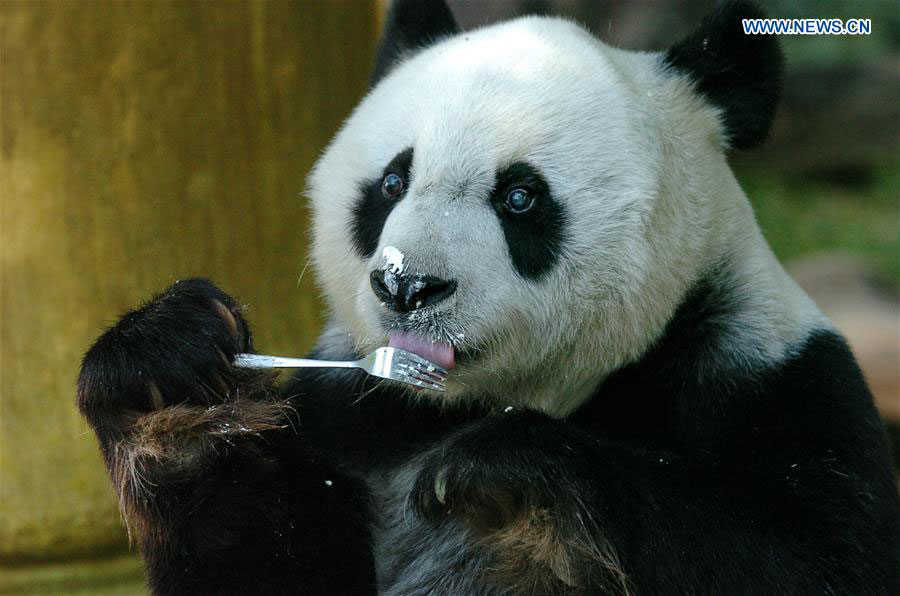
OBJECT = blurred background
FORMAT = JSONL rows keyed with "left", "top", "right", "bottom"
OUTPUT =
{"left": 1, "top": 0, "right": 896, "bottom": 593}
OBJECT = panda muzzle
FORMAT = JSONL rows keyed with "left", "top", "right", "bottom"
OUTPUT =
{"left": 370, "top": 270, "right": 457, "bottom": 314}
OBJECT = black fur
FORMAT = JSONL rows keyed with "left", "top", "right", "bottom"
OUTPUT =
{"left": 77, "top": 272, "right": 899, "bottom": 594}
{"left": 77, "top": 279, "right": 376, "bottom": 595}
{"left": 350, "top": 147, "right": 413, "bottom": 259}
{"left": 663, "top": 0, "right": 783, "bottom": 149}
{"left": 77, "top": 278, "right": 254, "bottom": 423}
{"left": 371, "top": 0, "right": 459, "bottom": 86}
{"left": 490, "top": 162, "right": 567, "bottom": 280}
{"left": 571, "top": 270, "right": 900, "bottom": 593}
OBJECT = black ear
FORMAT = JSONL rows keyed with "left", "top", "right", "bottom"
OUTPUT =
{"left": 663, "top": 1, "right": 783, "bottom": 150}
{"left": 371, "top": 0, "right": 460, "bottom": 86}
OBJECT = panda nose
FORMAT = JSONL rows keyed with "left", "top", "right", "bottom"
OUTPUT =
{"left": 370, "top": 270, "right": 457, "bottom": 313}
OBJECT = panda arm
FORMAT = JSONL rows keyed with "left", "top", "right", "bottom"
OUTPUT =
{"left": 77, "top": 279, "right": 377, "bottom": 594}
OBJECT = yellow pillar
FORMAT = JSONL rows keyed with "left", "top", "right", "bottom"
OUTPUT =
{"left": 0, "top": 0, "right": 376, "bottom": 560}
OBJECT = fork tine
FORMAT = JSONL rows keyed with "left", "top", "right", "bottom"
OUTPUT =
{"left": 396, "top": 361, "right": 447, "bottom": 383}
{"left": 393, "top": 350, "right": 449, "bottom": 378}
{"left": 412, "top": 379, "right": 446, "bottom": 392}
{"left": 394, "top": 371, "right": 445, "bottom": 392}
{"left": 394, "top": 360, "right": 445, "bottom": 383}
{"left": 393, "top": 348, "right": 446, "bottom": 370}
{"left": 401, "top": 367, "right": 447, "bottom": 388}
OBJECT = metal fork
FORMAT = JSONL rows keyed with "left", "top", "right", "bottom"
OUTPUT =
{"left": 232, "top": 347, "right": 447, "bottom": 392}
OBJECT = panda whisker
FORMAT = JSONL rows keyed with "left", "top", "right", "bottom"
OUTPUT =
{"left": 351, "top": 384, "right": 381, "bottom": 404}
{"left": 296, "top": 258, "right": 313, "bottom": 289}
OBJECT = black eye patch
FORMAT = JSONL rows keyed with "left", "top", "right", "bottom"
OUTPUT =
{"left": 350, "top": 147, "right": 414, "bottom": 259}
{"left": 489, "top": 162, "right": 566, "bottom": 281}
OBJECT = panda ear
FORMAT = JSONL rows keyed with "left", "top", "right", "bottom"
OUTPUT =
{"left": 663, "top": 0, "right": 783, "bottom": 150}
{"left": 371, "top": 0, "right": 460, "bottom": 86}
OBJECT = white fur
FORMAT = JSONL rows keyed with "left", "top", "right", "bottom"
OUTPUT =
{"left": 307, "top": 17, "right": 826, "bottom": 416}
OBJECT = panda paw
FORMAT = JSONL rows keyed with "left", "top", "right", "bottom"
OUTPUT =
{"left": 414, "top": 447, "right": 528, "bottom": 533}
{"left": 413, "top": 409, "right": 580, "bottom": 534}
{"left": 413, "top": 411, "right": 616, "bottom": 591}
{"left": 77, "top": 278, "right": 262, "bottom": 424}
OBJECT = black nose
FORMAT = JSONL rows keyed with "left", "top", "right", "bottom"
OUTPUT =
{"left": 370, "top": 270, "right": 457, "bottom": 313}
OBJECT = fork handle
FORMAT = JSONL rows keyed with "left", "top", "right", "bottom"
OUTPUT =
{"left": 233, "top": 353, "right": 356, "bottom": 369}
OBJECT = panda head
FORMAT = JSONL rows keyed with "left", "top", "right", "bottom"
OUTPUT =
{"left": 308, "top": 0, "right": 783, "bottom": 415}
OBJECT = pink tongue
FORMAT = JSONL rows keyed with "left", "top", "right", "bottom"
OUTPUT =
{"left": 388, "top": 332, "right": 455, "bottom": 370}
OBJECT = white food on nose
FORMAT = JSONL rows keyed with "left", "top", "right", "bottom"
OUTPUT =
{"left": 381, "top": 245, "right": 405, "bottom": 296}
{"left": 382, "top": 246, "right": 405, "bottom": 274}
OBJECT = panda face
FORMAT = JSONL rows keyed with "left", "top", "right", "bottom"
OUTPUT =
{"left": 308, "top": 17, "right": 678, "bottom": 411}
{"left": 307, "top": 8, "right": 786, "bottom": 414}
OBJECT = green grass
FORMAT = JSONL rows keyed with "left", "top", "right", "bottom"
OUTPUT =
{"left": 740, "top": 163, "right": 900, "bottom": 283}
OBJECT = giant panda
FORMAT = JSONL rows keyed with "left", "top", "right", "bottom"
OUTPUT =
{"left": 77, "top": 1, "right": 900, "bottom": 594}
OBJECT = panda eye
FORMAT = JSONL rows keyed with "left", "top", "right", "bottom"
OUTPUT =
{"left": 505, "top": 188, "right": 533, "bottom": 213}
{"left": 381, "top": 173, "right": 405, "bottom": 198}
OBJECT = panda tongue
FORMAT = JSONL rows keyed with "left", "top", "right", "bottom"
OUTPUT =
{"left": 388, "top": 332, "right": 455, "bottom": 370}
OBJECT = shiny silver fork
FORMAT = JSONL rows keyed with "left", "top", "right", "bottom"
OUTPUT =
{"left": 232, "top": 347, "right": 447, "bottom": 392}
